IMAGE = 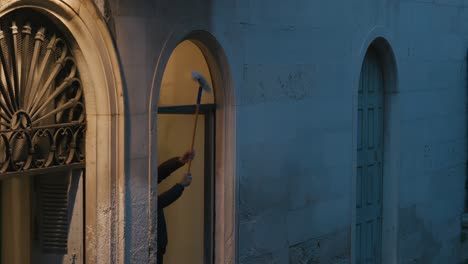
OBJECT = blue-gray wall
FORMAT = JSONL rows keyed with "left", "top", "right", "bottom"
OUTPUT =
{"left": 107, "top": 0, "right": 468, "bottom": 262}
{"left": 211, "top": 1, "right": 468, "bottom": 263}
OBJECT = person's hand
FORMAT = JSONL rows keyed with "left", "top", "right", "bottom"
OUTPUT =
{"left": 180, "top": 150, "right": 195, "bottom": 164}
{"left": 179, "top": 173, "right": 192, "bottom": 187}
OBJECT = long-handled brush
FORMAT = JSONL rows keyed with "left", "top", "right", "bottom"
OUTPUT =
{"left": 187, "top": 71, "right": 212, "bottom": 173}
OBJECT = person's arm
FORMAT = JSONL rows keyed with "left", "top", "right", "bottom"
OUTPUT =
{"left": 158, "top": 157, "right": 184, "bottom": 183}
{"left": 159, "top": 184, "right": 185, "bottom": 208}
{"left": 159, "top": 173, "right": 192, "bottom": 208}
{"left": 157, "top": 151, "right": 195, "bottom": 183}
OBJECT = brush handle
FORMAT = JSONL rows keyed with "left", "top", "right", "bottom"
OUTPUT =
{"left": 187, "top": 86, "right": 203, "bottom": 173}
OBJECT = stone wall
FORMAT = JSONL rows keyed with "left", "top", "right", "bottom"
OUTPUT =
{"left": 212, "top": 0, "right": 468, "bottom": 263}
{"left": 106, "top": 0, "right": 468, "bottom": 263}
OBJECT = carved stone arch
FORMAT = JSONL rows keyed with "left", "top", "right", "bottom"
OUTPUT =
{"left": 0, "top": 1, "right": 126, "bottom": 263}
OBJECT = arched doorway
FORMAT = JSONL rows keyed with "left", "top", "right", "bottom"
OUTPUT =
{"left": 355, "top": 46, "right": 384, "bottom": 264}
{"left": 0, "top": 2, "right": 126, "bottom": 263}
{"left": 157, "top": 40, "right": 215, "bottom": 264}
{"left": 0, "top": 9, "right": 86, "bottom": 264}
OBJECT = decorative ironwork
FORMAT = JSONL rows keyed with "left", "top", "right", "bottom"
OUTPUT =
{"left": 0, "top": 14, "right": 86, "bottom": 178}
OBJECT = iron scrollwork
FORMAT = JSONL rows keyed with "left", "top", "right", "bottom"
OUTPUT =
{"left": 0, "top": 15, "right": 86, "bottom": 178}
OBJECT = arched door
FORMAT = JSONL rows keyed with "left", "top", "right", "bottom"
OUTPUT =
{"left": 0, "top": 9, "right": 86, "bottom": 264}
{"left": 356, "top": 47, "right": 384, "bottom": 264}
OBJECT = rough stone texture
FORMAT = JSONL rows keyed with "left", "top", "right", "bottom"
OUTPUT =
{"left": 289, "top": 229, "right": 350, "bottom": 264}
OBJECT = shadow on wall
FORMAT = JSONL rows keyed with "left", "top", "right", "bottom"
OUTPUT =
{"left": 461, "top": 49, "right": 468, "bottom": 264}
{"left": 398, "top": 205, "right": 441, "bottom": 263}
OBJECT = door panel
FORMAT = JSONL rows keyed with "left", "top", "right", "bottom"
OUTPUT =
{"left": 356, "top": 47, "right": 384, "bottom": 264}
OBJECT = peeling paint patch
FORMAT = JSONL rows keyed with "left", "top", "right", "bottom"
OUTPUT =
{"left": 240, "top": 64, "right": 315, "bottom": 105}
{"left": 278, "top": 70, "right": 308, "bottom": 101}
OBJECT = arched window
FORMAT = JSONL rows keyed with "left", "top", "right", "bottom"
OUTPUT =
{"left": 0, "top": 9, "right": 86, "bottom": 263}
{"left": 157, "top": 40, "right": 215, "bottom": 264}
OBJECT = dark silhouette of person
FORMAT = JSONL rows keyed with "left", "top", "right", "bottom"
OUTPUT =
{"left": 157, "top": 151, "right": 194, "bottom": 264}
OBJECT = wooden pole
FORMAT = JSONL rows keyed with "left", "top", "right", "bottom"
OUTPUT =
{"left": 187, "top": 86, "right": 203, "bottom": 173}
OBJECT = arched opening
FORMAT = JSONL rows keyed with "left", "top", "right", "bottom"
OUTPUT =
{"left": 0, "top": 2, "right": 126, "bottom": 263}
{"left": 157, "top": 40, "right": 215, "bottom": 264}
{"left": 150, "top": 31, "right": 236, "bottom": 264}
{"left": 0, "top": 9, "right": 86, "bottom": 263}
{"left": 355, "top": 46, "right": 385, "bottom": 264}
{"left": 352, "top": 36, "right": 398, "bottom": 264}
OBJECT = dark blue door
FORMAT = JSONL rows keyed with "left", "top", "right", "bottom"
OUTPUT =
{"left": 356, "top": 47, "right": 384, "bottom": 264}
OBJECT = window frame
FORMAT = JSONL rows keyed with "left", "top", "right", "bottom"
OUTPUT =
{"left": 157, "top": 103, "right": 216, "bottom": 264}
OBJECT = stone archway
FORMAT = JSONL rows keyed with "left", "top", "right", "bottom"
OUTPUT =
{"left": 0, "top": 1, "right": 126, "bottom": 263}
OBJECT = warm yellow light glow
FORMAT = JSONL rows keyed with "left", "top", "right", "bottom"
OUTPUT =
{"left": 159, "top": 41, "right": 214, "bottom": 106}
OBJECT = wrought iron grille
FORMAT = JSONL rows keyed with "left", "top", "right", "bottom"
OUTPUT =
{"left": 0, "top": 11, "right": 86, "bottom": 179}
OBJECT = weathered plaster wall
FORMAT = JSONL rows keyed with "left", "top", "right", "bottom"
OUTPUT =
{"left": 213, "top": 1, "right": 358, "bottom": 262}
{"left": 208, "top": 0, "right": 468, "bottom": 263}
{"left": 394, "top": 2, "right": 467, "bottom": 263}
{"left": 107, "top": 0, "right": 468, "bottom": 263}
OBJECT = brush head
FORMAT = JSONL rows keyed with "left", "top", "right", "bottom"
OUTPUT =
{"left": 191, "top": 71, "right": 212, "bottom": 93}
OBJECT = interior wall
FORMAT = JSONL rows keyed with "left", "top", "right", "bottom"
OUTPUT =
{"left": 159, "top": 41, "right": 214, "bottom": 106}
{"left": 157, "top": 40, "right": 214, "bottom": 264}
{"left": 157, "top": 114, "right": 205, "bottom": 264}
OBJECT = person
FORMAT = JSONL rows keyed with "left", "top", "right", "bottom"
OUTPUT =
{"left": 157, "top": 150, "right": 195, "bottom": 264}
